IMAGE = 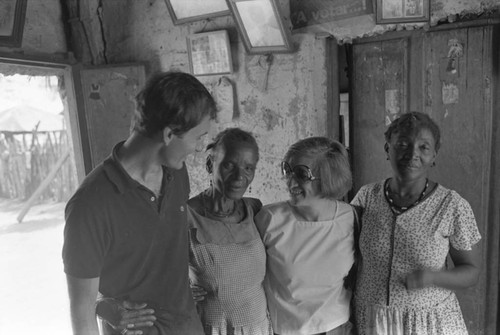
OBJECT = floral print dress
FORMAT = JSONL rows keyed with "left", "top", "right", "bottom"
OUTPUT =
{"left": 351, "top": 181, "right": 481, "bottom": 335}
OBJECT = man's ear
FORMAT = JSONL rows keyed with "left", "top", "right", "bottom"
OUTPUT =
{"left": 163, "top": 127, "right": 174, "bottom": 145}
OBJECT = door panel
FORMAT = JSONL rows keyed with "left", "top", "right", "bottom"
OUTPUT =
{"left": 423, "top": 26, "right": 493, "bottom": 334}
{"left": 76, "top": 64, "right": 146, "bottom": 172}
{"left": 351, "top": 38, "right": 409, "bottom": 191}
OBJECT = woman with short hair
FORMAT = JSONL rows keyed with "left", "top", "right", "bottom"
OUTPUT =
{"left": 352, "top": 112, "right": 481, "bottom": 335}
{"left": 255, "top": 137, "right": 356, "bottom": 335}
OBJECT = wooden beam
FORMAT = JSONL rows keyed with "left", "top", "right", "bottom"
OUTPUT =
{"left": 17, "top": 148, "right": 70, "bottom": 223}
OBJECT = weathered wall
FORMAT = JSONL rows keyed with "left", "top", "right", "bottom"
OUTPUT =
{"left": 97, "top": 0, "right": 500, "bottom": 204}
{"left": 100, "top": 0, "right": 328, "bottom": 204}
{"left": 0, "top": 0, "right": 67, "bottom": 55}
{"left": 298, "top": 0, "right": 500, "bottom": 43}
{"left": 2, "top": 0, "right": 499, "bottom": 205}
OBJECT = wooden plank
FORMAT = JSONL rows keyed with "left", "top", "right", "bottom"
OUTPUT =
{"left": 351, "top": 38, "right": 408, "bottom": 193}
{"left": 480, "top": 24, "right": 499, "bottom": 335}
{"left": 79, "top": 64, "right": 146, "bottom": 170}
{"left": 17, "top": 149, "right": 70, "bottom": 223}
{"left": 423, "top": 25, "right": 493, "bottom": 335}
{"left": 326, "top": 37, "right": 340, "bottom": 141}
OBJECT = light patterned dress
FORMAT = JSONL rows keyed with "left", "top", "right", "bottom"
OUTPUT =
{"left": 188, "top": 196, "right": 273, "bottom": 335}
{"left": 351, "top": 181, "right": 481, "bottom": 335}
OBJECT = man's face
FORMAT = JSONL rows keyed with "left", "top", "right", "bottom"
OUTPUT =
{"left": 163, "top": 116, "right": 210, "bottom": 169}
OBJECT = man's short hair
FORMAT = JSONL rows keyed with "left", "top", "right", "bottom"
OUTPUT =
{"left": 132, "top": 71, "right": 217, "bottom": 137}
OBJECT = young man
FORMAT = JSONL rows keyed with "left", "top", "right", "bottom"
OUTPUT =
{"left": 63, "top": 71, "right": 217, "bottom": 335}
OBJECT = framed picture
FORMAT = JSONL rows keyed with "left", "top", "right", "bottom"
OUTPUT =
{"left": 227, "top": 0, "right": 294, "bottom": 54}
{"left": 0, "top": 0, "right": 27, "bottom": 47}
{"left": 164, "top": 0, "right": 230, "bottom": 25}
{"left": 291, "top": 0, "right": 373, "bottom": 30}
{"left": 376, "top": 0, "right": 429, "bottom": 24}
{"left": 187, "top": 30, "right": 233, "bottom": 76}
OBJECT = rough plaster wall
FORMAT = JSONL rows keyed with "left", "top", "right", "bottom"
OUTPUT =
{"left": 101, "top": 0, "right": 327, "bottom": 205}
{"left": 431, "top": 0, "right": 500, "bottom": 20}
{"left": 0, "top": 0, "right": 67, "bottom": 54}
{"left": 97, "top": 0, "right": 500, "bottom": 204}
{"left": 296, "top": 0, "right": 500, "bottom": 43}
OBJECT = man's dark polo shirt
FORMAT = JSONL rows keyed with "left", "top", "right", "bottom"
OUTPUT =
{"left": 63, "top": 143, "right": 202, "bottom": 333}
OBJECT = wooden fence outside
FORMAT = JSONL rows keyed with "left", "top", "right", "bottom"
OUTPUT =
{"left": 0, "top": 130, "right": 78, "bottom": 202}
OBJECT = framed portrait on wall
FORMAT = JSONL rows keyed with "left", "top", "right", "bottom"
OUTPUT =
{"left": 0, "top": 0, "right": 27, "bottom": 47}
{"left": 187, "top": 30, "right": 233, "bottom": 76}
{"left": 227, "top": 0, "right": 294, "bottom": 54}
{"left": 376, "top": 0, "right": 429, "bottom": 24}
{"left": 164, "top": 0, "right": 230, "bottom": 25}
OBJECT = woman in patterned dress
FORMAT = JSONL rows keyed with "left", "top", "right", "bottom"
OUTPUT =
{"left": 255, "top": 137, "right": 356, "bottom": 335}
{"left": 351, "top": 112, "right": 481, "bottom": 335}
{"left": 94, "top": 128, "right": 272, "bottom": 335}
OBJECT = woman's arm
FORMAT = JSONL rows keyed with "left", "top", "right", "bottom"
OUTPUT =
{"left": 405, "top": 243, "right": 481, "bottom": 290}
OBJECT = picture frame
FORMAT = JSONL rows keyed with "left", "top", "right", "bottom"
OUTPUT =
{"left": 0, "top": 0, "right": 27, "bottom": 47}
{"left": 376, "top": 0, "right": 429, "bottom": 24}
{"left": 227, "top": 0, "right": 294, "bottom": 54}
{"left": 164, "top": 0, "right": 230, "bottom": 25}
{"left": 187, "top": 30, "right": 233, "bottom": 76}
{"left": 291, "top": 0, "right": 373, "bottom": 30}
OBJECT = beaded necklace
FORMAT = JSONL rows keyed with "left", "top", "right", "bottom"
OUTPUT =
{"left": 384, "top": 178, "right": 429, "bottom": 215}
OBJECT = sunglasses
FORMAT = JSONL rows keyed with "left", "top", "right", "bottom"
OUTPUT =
{"left": 281, "top": 161, "right": 319, "bottom": 182}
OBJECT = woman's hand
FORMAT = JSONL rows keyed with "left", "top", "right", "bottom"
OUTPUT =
{"left": 405, "top": 270, "right": 434, "bottom": 290}
{"left": 95, "top": 298, "right": 156, "bottom": 335}
{"left": 406, "top": 244, "right": 481, "bottom": 291}
{"left": 191, "top": 284, "right": 207, "bottom": 302}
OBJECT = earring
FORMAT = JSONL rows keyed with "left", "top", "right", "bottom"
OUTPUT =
{"left": 248, "top": 185, "right": 252, "bottom": 193}
{"left": 210, "top": 180, "right": 213, "bottom": 187}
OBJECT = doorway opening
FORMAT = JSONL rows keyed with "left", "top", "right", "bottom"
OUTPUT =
{"left": 0, "top": 58, "right": 83, "bottom": 334}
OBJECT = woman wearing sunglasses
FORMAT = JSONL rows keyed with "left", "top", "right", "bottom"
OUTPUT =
{"left": 255, "top": 137, "right": 356, "bottom": 335}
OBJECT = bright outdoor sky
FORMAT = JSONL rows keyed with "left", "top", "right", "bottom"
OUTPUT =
{"left": 0, "top": 74, "right": 63, "bottom": 115}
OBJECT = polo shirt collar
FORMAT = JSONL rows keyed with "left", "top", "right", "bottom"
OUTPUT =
{"left": 102, "top": 141, "right": 174, "bottom": 194}
{"left": 102, "top": 141, "right": 141, "bottom": 194}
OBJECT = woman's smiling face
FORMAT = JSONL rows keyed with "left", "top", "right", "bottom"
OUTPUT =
{"left": 387, "top": 127, "right": 437, "bottom": 181}
{"left": 285, "top": 155, "right": 322, "bottom": 206}
{"left": 211, "top": 141, "right": 258, "bottom": 200}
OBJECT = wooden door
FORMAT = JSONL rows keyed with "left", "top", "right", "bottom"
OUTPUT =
{"left": 421, "top": 24, "right": 499, "bottom": 335}
{"left": 350, "top": 22, "right": 500, "bottom": 334}
{"left": 74, "top": 64, "right": 146, "bottom": 172}
{"left": 351, "top": 34, "right": 411, "bottom": 191}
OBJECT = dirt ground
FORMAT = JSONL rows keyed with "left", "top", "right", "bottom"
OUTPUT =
{"left": 0, "top": 197, "right": 72, "bottom": 334}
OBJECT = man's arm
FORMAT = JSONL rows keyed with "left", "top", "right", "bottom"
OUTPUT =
{"left": 66, "top": 274, "right": 100, "bottom": 335}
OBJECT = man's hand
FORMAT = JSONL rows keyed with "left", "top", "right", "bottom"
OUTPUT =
{"left": 96, "top": 298, "right": 156, "bottom": 335}
{"left": 191, "top": 285, "right": 207, "bottom": 302}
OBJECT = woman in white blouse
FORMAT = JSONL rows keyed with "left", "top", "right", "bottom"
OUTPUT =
{"left": 255, "top": 137, "right": 356, "bottom": 335}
